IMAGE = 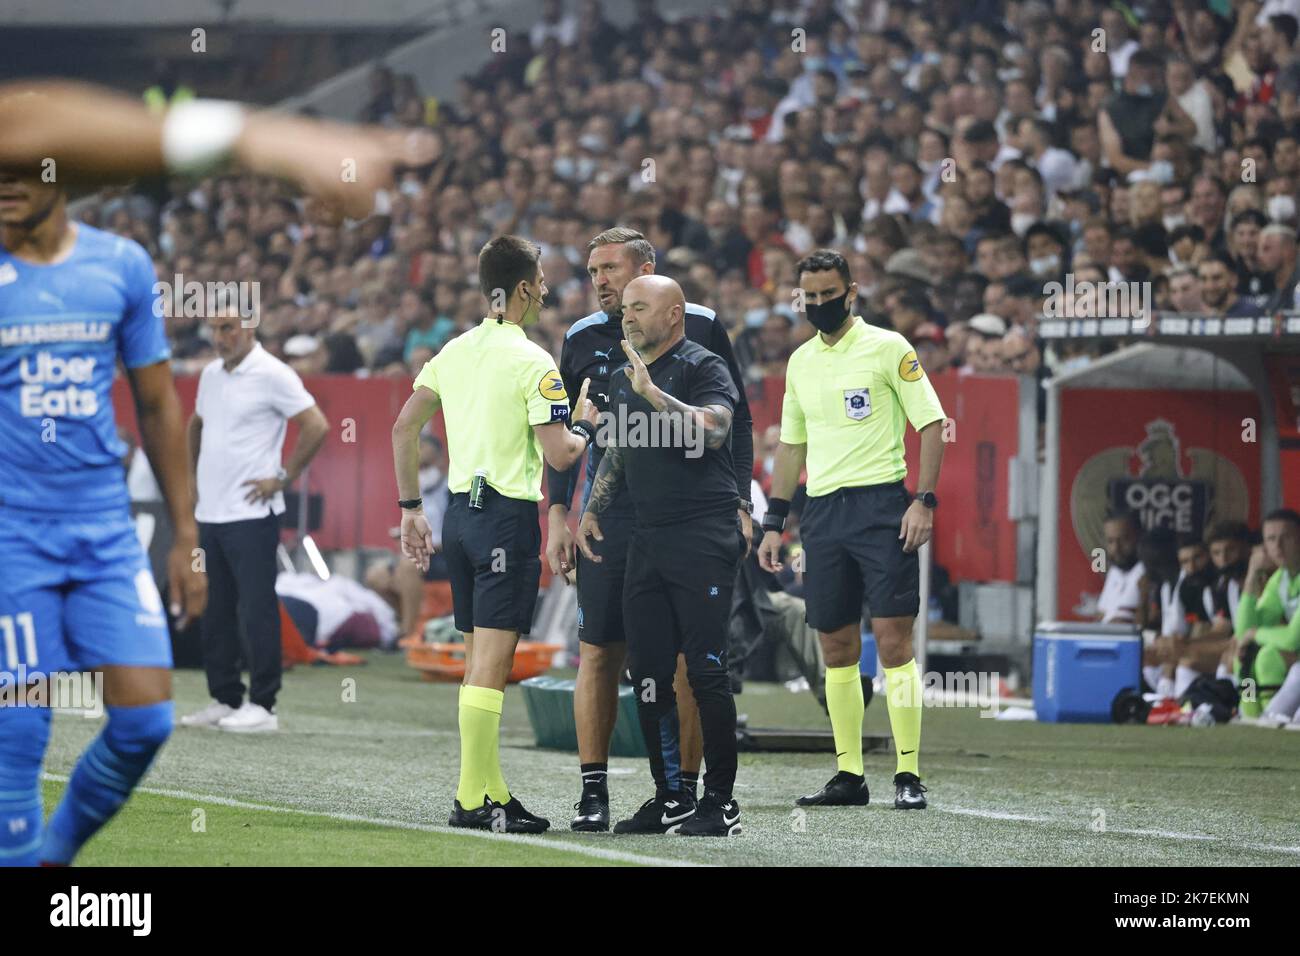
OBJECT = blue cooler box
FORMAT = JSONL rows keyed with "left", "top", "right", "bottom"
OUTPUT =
{"left": 1033, "top": 622, "right": 1142, "bottom": 723}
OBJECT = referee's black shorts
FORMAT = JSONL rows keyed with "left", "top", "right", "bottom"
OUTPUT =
{"left": 800, "top": 481, "right": 920, "bottom": 630}
{"left": 575, "top": 510, "right": 634, "bottom": 646}
{"left": 442, "top": 489, "right": 541, "bottom": 634}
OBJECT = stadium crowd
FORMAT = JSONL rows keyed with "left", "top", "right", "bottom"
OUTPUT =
{"left": 76, "top": 0, "right": 1300, "bottom": 416}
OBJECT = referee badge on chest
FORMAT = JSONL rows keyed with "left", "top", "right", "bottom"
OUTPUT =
{"left": 843, "top": 387, "right": 871, "bottom": 420}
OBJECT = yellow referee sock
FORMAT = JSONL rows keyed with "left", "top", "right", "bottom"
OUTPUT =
{"left": 884, "top": 659, "right": 923, "bottom": 777}
{"left": 456, "top": 685, "right": 506, "bottom": 809}
{"left": 824, "top": 664, "right": 865, "bottom": 777}
{"left": 485, "top": 707, "right": 511, "bottom": 805}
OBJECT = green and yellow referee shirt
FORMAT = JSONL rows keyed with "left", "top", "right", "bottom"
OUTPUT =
{"left": 780, "top": 317, "right": 945, "bottom": 496}
{"left": 413, "top": 317, "right": 570, "bottom": 502}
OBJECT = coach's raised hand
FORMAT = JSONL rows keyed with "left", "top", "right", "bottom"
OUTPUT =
{"left": 620, "top": 340, "right": 656, "bottom": 400}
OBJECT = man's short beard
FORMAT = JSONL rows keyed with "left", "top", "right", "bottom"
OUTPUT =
{"left": 6, "top": 192, "right": 60, "bottom": 232}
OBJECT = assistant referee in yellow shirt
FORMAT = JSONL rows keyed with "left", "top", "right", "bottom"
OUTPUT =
{"left": 392, "top": 235, "right": 596, "bottom": 833}
{"left": 757, "top": 248, "right": 946, "bottom": 811}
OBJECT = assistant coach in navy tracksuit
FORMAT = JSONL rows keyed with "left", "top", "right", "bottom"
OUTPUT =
{"left": 577, "top": 275, "right": 744, "bottom": 838}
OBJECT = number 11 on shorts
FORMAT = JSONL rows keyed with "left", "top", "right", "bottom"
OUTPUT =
{"left": 1, "top": 613, "right": 37, "bottom": 669}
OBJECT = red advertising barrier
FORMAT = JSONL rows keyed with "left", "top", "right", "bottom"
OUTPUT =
{"left": 1267, "top": 355, "right": 1300, "bottom": 508}
{"left": 114, "top": 367, "right": 1021, "bottom": 586}
{"left": 1056, "top": 388, "right": 1261, "bottom": 620}
{"left": 750, "top": 370, "right": 1021, "bottom": 583}
{"left": 113, "top": 374, "right": 423, "bottom": 551}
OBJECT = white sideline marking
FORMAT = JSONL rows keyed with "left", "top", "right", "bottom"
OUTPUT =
{"left": 937, "top": 804, "right": 1300, "bottom": 854}
{"left": 43, "top": 774, "right": 705, "bottom": 868}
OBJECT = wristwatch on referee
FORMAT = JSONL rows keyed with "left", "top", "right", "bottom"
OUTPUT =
{"left": 570, "top": 419, "right": 597, "bottom": 445}
{"left": 738, "top": 497, "right": 753, "bottom": 515}
{"left": 917, "top": 490, "right": 939, "bottom": 509}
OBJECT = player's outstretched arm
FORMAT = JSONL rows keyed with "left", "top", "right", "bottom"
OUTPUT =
{"left": 128, "top": 360, "right": 207, "bottom": 627}
{"left": 0, "top": 79, "right": 437, "bottom": 219}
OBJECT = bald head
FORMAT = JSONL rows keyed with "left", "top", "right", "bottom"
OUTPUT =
{"left": 1257, "top": 223, "right": 1298, "bottom": 274}
{"left": 621, "top": 274, "right": 686, "bottom": 360}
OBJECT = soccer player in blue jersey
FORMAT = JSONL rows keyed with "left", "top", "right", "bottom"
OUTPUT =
{"left": 0, "top": 78, "right": 432, "bottom": 865}
{"left": 0, "top": 159, "right": 207, "bottom": 868}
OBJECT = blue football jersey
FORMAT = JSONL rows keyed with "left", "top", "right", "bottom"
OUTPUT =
{"left": 0, "top": 224, "right": 170, "bottom": 513}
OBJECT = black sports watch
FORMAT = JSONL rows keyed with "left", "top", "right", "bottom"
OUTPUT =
{"left": 738, "top": 498, "right": 753, "bottom": 515}
{"left": 917, "top": 490, "right": 939, "bottom": 509}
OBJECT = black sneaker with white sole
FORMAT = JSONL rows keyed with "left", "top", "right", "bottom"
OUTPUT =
{"left": 678, "top": 791, "right": 741, "bottom": 836}
{"left": 796, "top": 770, "right": 871, "bottom": 807}
{"left": 570, "top": 790, "right": 610, "bottom": 832}
{"left": 893, "top": 772, "right": 928, "bottom": 809}
{"left": 486, "top": 795, "right": 551, "bottom": 833}
{"left": 612, "top": 792, "right": 696, "bottom": 834}
{"left": 448, "top": 799, "right": 494, "bottom": 829}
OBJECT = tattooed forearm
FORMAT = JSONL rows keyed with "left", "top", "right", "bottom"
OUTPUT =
{"left": 696, "top": 403, "right": 733, "bottom": 449}
{"left": 584, "top": 443, "right": 626, "bottom": 516}
{"left": 648, "top": 388, "right": 733, "bottom": 449}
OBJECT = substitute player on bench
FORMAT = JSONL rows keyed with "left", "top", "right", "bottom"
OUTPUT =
{"left": 392, "top": 235, "right": 596, "bottom": 833}
{"left": 758, "top": 249, "right": 946, "bottom": 810}
{"left": 577, "top": 275, "right": 744, "bottom": 837}
{"left": 546, "top": 227, "right": 753, "bottom": 833}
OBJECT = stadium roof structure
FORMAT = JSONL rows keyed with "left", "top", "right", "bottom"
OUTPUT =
{"left": 3, "top": 0, "right": 483, "bottom": 26}
{"left": 1036, "top": 341, "right": 1282, "bottom": 621}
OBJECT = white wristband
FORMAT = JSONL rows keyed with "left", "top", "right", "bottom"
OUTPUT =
{"left": 161, "top": 100, "right": 247, "bottom": 174}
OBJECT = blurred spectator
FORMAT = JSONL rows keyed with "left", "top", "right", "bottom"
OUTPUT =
{"left": 1096, "top": 510, "right": 1145, "bottom": 625}
{"left": 1168, "top": 265, "right": 1207, "bottom": 313}
{"left": 1258, "top": 223, "right": 1300, "bottom": 310}
{"left": 285, "top": 334, "right": 327, "bottom": 376}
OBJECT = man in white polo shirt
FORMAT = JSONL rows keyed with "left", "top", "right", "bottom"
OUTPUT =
{"left": 181, "top": 306, "right": 329, "bottom": 732}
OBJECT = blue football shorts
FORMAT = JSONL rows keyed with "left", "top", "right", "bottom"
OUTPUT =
{"left": 0, "top": 508, "right": 172, "bottom": 679}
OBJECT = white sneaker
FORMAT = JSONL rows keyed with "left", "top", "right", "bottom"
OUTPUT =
{"left": 217, "top": 702, "right": 279, "bottom": 733}
{"left": 180, "top": 701, "right": 236, "bottom": 728}
{"left": 1257, "top": 712, "right": 1291, "bottom": 728}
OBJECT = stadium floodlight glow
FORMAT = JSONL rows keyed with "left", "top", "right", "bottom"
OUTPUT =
{"left": 302, "top": 534, "right": 330, "bottom": 581}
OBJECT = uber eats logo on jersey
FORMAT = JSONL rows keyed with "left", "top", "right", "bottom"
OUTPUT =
{"left": 19, "top": 352, "right": 98, "bottom": 417}
{"left": 898, "top": 350, "right": 925, "bottom": 382}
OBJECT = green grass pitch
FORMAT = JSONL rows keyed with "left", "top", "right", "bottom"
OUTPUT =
{"left": 40, "top": 652, "right": 1300, "bottom": 866}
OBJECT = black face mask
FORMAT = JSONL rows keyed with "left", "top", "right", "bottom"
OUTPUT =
{"left": 805, "top": 292, "right": 851, "bottom": 334}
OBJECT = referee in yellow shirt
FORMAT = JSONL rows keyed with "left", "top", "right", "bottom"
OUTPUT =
{"left": 757, "top": 249, "right": 946, "bottom": 810}
{"left": 392, "top": 235, "right": 596, "bottom": 833}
